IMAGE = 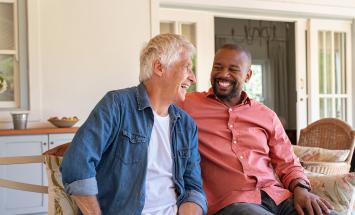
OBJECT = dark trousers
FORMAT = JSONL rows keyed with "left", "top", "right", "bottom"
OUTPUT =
{"left": 215, "top": 191, "right": 340, "bottom": 215}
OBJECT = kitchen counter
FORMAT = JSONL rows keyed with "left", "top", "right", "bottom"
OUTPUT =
{"left": 0, "top": 127, "right": 79, "bottom": 136}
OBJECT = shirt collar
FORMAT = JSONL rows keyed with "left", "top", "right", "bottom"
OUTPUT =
{"left": 136, "top": 82, "right": 181, "bottom": 120}
{"left": 136, "top": 82, "right": 151, "bottom": 111}
{"left": 206, "top": 88, "right": 251, "bottom": 106}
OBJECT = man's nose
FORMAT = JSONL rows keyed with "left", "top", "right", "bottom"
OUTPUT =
{"left": 188, "top": 70, "right": 196, "bottom": 84}
{"left": 219, "top": 69, "right": 232, "bottom": 78}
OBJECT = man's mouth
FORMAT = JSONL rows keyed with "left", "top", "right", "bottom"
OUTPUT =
{"left": 181, "top": 83, "right": 190, "bottom": 89}
{"left": 215, "top": 78, "right": 235, "bottom": 88}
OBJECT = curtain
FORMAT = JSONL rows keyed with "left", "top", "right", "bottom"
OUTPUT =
{"left": 270, "top": 41, "right": 288, "bottom": 127}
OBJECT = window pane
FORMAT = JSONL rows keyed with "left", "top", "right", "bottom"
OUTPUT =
{"left": 319, "top": 98, "right": 324, "bottom": 118}
{"left": 160, "top": 22, "right": 174, "bottom": 34}
{"left": 187, "top": 56, "right": 196, "bottom": 92}
{"left": 181, "top": 23, "right": 196, "bottom": 46}
{"left": 181, "top": 23, "right": 197, "bottom": 92}
{"left": 0, "top": 54, "right": 15, "bottom": 101}
{"left": 244, "top": 64, "right": 263, "bottom": 103}
{"left": 318, "top": 31, "right": 325, "bottom": 94}
{"left": 334, "top": 32, "right": 346, "bottom": 94}
{"left": 335, "top": 98, "right": 347, "bottom": 121}
{"left": 325, "top": 31, "right": 332, "bottom": 94}
{"left": 319, "top": 97, "right": 333, "bottom": 118}
{"left": 318, "top": 31, "right": 334, "bottom": 94}
{"left": 0, "top": 3, "right": 14, "bottom": 50}
{"left": 326, "top": 98, "right": 332, "bottom": 117}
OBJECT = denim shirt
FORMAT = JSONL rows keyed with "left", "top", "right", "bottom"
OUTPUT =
{"left": 60, "top": 83, "right": 207, "bottom": 215}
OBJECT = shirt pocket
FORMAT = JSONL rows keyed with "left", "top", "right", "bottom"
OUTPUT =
{"left": 176, "top": 147, "right": 190, "bottom": 174}
{"left": 117, "top": 130, "right": 147, "bottom": 164}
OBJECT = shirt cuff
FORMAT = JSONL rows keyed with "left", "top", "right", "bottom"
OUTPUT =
{"left": 64, "top": 177, "right": 98, "bottom": 196}
{"left": 180, "top": 190, "right": 208, "bottom": 215}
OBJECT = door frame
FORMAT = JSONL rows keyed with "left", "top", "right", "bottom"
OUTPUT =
{"left": 151, "top": 1, "right": 308, "bottom": 135}
{"left": 150, "top": 0, "right": 355, "bottom": 134}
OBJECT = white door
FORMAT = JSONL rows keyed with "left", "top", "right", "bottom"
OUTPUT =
{"left": 158, "top": 8, "right": 214, "bottom": 91}
{"left": 307, "top": 19, "right": 352, "bottom": 125}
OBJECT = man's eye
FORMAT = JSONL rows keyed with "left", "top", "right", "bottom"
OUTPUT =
{"left": 213, "top": 66, "right": 222, "bottom": 70}
{"left": 230, "top": 68, "right": 240, "bottom": 72}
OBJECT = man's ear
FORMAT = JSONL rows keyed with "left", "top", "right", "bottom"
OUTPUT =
{"left": 152, "top": 59, "right": 164, "bottom": 77}
{"left": 245, "top": 67, "right": 253, "bottom": 83}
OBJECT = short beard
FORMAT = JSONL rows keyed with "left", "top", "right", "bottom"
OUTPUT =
{"left": 212, "top": 78, "right": 239, "bottom": 101}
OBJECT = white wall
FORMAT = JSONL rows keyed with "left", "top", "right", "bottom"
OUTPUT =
{"left": 1, "top": 0, "right": 354, "bottom": 129}
{"left": 0, "top": 0, "right": 151, "bottom": 129}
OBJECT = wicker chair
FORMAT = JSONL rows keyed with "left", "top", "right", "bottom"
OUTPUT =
{"left": 298, "top": 118, "right": 355, "bottom": 175}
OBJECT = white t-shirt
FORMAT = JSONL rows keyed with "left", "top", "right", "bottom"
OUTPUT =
{"left": 141, "top": 111, "right": 177, "bottom": 215}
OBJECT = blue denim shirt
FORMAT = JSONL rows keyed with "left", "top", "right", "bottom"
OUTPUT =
{"left": 60, "top": 83, "right": 207, "bottom": 214}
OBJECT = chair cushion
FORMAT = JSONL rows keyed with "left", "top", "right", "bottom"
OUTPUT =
{"left": 44, "top": 155, "right": 79, "bottom": 215}
{"left": 293, "top": 145, "right": 349, "bottom": 162}
{"left": 307, "top": 172, "right": 355, "bottom": 214}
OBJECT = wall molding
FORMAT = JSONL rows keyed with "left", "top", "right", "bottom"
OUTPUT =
{"left": 159, "top": 0, "right": 355, "bottom": 19}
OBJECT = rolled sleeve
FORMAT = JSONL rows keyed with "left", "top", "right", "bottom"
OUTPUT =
{"left": 283, "top": 173, "right": 310, "bottom": 191}
{"left": 269, "top": 114, "right": 309, "bottom": 190}
{"left": 64, "top": 177, "right": 98, "bottom": 196}
{"left": 181, "top": 190, "right": 208, "bottom": 214}
{"left": 180, "top": 123, "right": 208, "bottom": 215}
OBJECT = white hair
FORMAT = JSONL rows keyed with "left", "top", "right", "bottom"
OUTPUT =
{"left": 139, "top": 33, "right": 196, "bottom": 82}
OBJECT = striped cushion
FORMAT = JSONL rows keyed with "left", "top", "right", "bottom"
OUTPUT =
{"left": 44, "top": 155, "right": 79, "bottom": 215}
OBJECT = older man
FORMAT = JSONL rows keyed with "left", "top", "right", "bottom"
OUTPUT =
{"left": 180, "top": 44, "right": 338, "bottom": 215}
{"left": 61, "top": 33, "right": 207, "bottom": 215}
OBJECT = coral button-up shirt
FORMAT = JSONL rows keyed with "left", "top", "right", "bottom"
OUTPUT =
{"left": 180, "top": 89, "right": 308, "bottom": 215}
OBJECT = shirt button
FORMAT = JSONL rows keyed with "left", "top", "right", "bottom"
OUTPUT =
{"left": 229, "top": 124, "right": 233, "bottom": 128}
{"left": 233, "top": 140, "right": 237, "bottom": 144}
{"left": 228, "top": 108, "right": 232, "bottom": 112}
{"left": 240, "top": 156, "right": 244, "bottom": 159}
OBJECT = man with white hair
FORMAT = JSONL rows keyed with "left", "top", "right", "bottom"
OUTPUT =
{"left": 61, "top": 33, "right": 207, "bottom": 215}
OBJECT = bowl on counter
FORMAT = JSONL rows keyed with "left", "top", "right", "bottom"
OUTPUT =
{"left": 48, "top": 116, "right": 79, "bottom": 128}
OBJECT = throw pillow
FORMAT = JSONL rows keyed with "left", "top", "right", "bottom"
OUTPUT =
{"left": 44, "top": 155, "right": 79, "bottom": 215}
{"left": 293, "top": 145, "right": 349, "bottom": 162}
{"left": 307, "top": 172, "right": 355, "bottom": 214}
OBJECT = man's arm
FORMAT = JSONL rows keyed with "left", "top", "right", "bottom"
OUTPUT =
{"left": 71, "top": 195, "right": 102, "bottom": 215}
{"left": 180, "top": 123, "right": 208, "bottom": 214}
{"left": 61, "top": 92, "right": 120, "bottom": 213}
{"left": 179, "top": 202, "right": 202, "bottom": 215}
{"left": 267, "top": 115, "right": 334, "bottom": 215}
{"left": 268, "top": 115, "right": 309, "bottom": 190}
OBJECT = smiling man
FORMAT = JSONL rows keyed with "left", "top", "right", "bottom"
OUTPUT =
{"left": 60, "top": 33, "right": 207, "bottom": 215}
{"left": 179, "top": 44, "right": 338, "bottom": 215}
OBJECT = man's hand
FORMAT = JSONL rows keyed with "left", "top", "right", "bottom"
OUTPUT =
{"left": 178, "top": 202, "right": 203, "bottom": 215}
{"left": 71, "top": 195, "right": 102, "bottom": 215}
{"left": 293, "top": 187, "right": 334, "bottom": 215}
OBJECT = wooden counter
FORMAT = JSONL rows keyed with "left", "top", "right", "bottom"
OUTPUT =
{"left": 0, "top": 127, "right": 79, "bottom": 136}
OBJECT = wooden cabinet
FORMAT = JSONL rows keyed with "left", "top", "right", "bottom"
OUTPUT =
{"left": 0, "top": 128, "right": 77, "bottom": 215}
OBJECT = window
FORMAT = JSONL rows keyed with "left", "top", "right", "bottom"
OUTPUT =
{"left": 0, "top": 0, "right": 28, "bottom": 110}
{"left": 244, "top": 63, "right": 265, "bottom": 103}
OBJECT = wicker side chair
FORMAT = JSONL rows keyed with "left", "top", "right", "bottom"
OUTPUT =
{"left": 298, "top": 118, "right": 355, "bottom": 175}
